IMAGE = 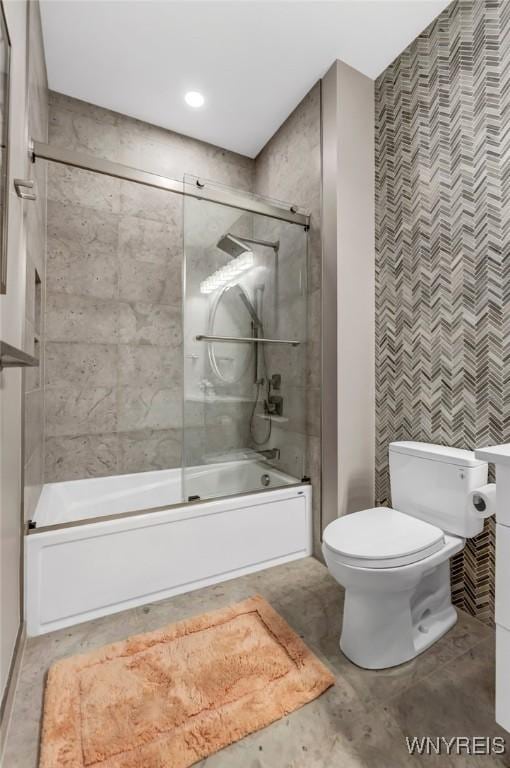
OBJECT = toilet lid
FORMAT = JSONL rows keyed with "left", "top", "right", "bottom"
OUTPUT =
{"left": 323, "top": 507, "right": 445, "bottom": 569}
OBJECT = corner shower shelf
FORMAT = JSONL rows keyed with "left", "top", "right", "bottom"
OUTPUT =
{"left": 187, "top": 394, "right": 254, "bottom": 404}
{"left": 0, "top": 341, "right": 39, "bottom": 371}
{"left": 195, "top": 334, "right": 300, "bottom": 347}
{"left": 257, "top": 414, "right": 289, "bottom": 423}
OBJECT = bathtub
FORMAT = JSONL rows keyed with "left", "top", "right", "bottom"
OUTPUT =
{"left": 25, "top": 460, "right": 312, "bottom": 636}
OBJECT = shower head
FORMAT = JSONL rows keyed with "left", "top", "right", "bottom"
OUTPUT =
{"left": 216, "top": 233, "right": 251, "bottom": 258}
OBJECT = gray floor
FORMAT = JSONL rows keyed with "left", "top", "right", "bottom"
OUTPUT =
{"left": 3, "top": 557, "right": 508, "bottom": 767}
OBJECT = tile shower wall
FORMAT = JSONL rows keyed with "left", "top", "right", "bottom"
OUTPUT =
{"left": 43, "top": 88, "right": 322, "bottom": 554}
{"left": 375, "top": 0, "right": 510, "bottom": 623}
{"left": 24, "top": 2, "right": 47, "bottom": 520}
{"left": 254, "top": 83, "right": 322, "bottom": 554}
{"left": 44, "top": 93, "right": 253, "bottom": 481}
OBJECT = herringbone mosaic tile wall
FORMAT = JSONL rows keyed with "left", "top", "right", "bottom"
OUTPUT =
{"left": 375, "top": 0, "right": 510, "bottom": 625}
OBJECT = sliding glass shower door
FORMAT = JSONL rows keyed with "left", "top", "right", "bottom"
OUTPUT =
{"left": 182, "top": 178, "right": 309, "bottom": 502}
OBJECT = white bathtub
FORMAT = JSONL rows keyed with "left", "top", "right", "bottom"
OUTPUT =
{"left": 25, "top": 460, "right": 312, "bottom": 636}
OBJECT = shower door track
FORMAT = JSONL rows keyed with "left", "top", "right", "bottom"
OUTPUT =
{"left": 29, "top": 140, "right": 310, "bottom": 228}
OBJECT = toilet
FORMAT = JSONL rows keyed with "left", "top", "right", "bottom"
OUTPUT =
{"left": 323, "top": 441, "right": 490, "bottom": 670}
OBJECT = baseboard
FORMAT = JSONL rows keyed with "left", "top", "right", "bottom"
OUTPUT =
{"left": 0, "top": 622, "right": 26, "bottom": 760}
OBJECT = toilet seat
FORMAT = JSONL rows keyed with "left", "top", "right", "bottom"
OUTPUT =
{"left": 323, "top": 507, "right": 445, "bottom": 569}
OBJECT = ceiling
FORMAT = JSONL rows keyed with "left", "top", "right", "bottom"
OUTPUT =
{"left": 40, "top": 1, "right": 451, "bottom": 158}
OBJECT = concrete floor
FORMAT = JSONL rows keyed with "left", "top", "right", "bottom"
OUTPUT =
{"left": 3, "top": 556, "right": 508, "bottom": 767}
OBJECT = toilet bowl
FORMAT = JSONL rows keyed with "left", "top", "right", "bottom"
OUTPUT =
{"left": 323, "top": 442, "right": 490, "bottom": 669}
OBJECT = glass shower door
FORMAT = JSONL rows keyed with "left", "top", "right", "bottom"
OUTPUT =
{"left": 182, "top": 178, "right": 309, "bottom": 502}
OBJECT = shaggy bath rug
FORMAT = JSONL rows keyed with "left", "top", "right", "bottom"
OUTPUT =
{"left": 40, "top": 595, "right": 334, "bottom": 768}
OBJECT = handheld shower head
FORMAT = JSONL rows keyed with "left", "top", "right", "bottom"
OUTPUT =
{"left": 236, "top": 286, "right": 263, "bottom": 329}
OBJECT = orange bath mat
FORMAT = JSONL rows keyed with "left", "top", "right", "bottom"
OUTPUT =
{"left": 40, "top": 595, "right": 334, "bottom": 768}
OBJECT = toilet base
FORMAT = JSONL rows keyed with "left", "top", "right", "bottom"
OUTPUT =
{"left": 339, "top": 560, "right": 458, "bottom": 669}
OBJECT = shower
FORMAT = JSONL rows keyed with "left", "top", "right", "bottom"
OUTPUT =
{"left": 215, "top": 231, "right": 279, "bottom": 335}
{"left": 183, "top": 182, "right": 308, "bottom": 502}
{"left": 215, "top": 232, "right": 280, "bottom": 446}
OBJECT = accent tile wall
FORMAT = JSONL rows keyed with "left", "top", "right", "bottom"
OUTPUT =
{"left": 44, "top": 93, "right": 254, "bottom": 481}
{"left": 375, "top": 0, "right": 510, "bottom": 623}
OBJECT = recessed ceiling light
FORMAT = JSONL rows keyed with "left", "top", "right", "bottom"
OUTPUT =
{"left": 185, "top": 91, "right": 205, "bottom": 108}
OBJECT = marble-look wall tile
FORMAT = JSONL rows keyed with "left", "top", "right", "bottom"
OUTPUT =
{"left": 49, "top": 105, "right": 122, "bottom": 161}
{"left": 49, "top": 90, "right": 117, "bottom": 124}
{"left": 255, "top": 83, "right": 321, "bottom": 294}
{"left": 45, "top": 386, "right": 117, "bottom": 437}
{"left": 265, "top": 345, "right": 306, "bottom": 388}
{"left": 279, "top": 385, "right": 321, "bottom": 438}
{"left": 46, "top": 201, "right": 119, "bottom": 299}
{"left": 119, "top": 181, "right": 175, "bottom": 223}
{"left": 45, "top": 434, "right": 119, "bottom": 482}
{"left": 181, "top": 427, "right": 205, "bottom": 466}
{"left": 48, "top": 90, "right": 254, "bottom": 192}
{"left": 275, "top": 294, "right": 308, "bottom": 342}
{"left": 117, "top": 344, "right": 181, "bottom": 389}
{"left": 269, "top": 425, "right": 307, "bottom": 480}
{"left": 48, "top": 200, "right": 119, "bottom": 250}
{"left": 118, "top": 302, "right": 180, "bottom": 347}
{"left": 118, "top": 257, "right": 180, "bottom": 305}
{"left": 116, "top": 116, "right": 254, "bottom": 193}
{"left": 45, "top": 342, "right": 117, "bottom": 388}
{"left": 117, "top": 386, "right": 181, "bottom": 431}
{"left": 118, "top": 213, "right": 181, "bottom": 266}
{"left": 47, "top": 241, "right": 118, "bottom": 300}
{"left": 183, "top": 400, "right": 206, "bottom": 429}
{"left": 183, "top": 423, "right": 251, "bottom": 466}
{"left": 118, "top": 429, "right": 182, "bottom": 474}
{"left": 203, "top": 400, "right": 252, "bottom": 428}
{"left": 48, "top": 164, "right": 121, "bottom": 213}
{"left": 45, "top": 294, "right": 119, "bottom": 344}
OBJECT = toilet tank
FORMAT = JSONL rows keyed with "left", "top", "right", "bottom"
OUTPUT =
{"left": 389, "top": 442, "right": 488, "bottom": 538}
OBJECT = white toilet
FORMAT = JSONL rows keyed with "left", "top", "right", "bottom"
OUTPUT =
{"left": 323, "top": 441, "right": 490, "bottom": 670}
